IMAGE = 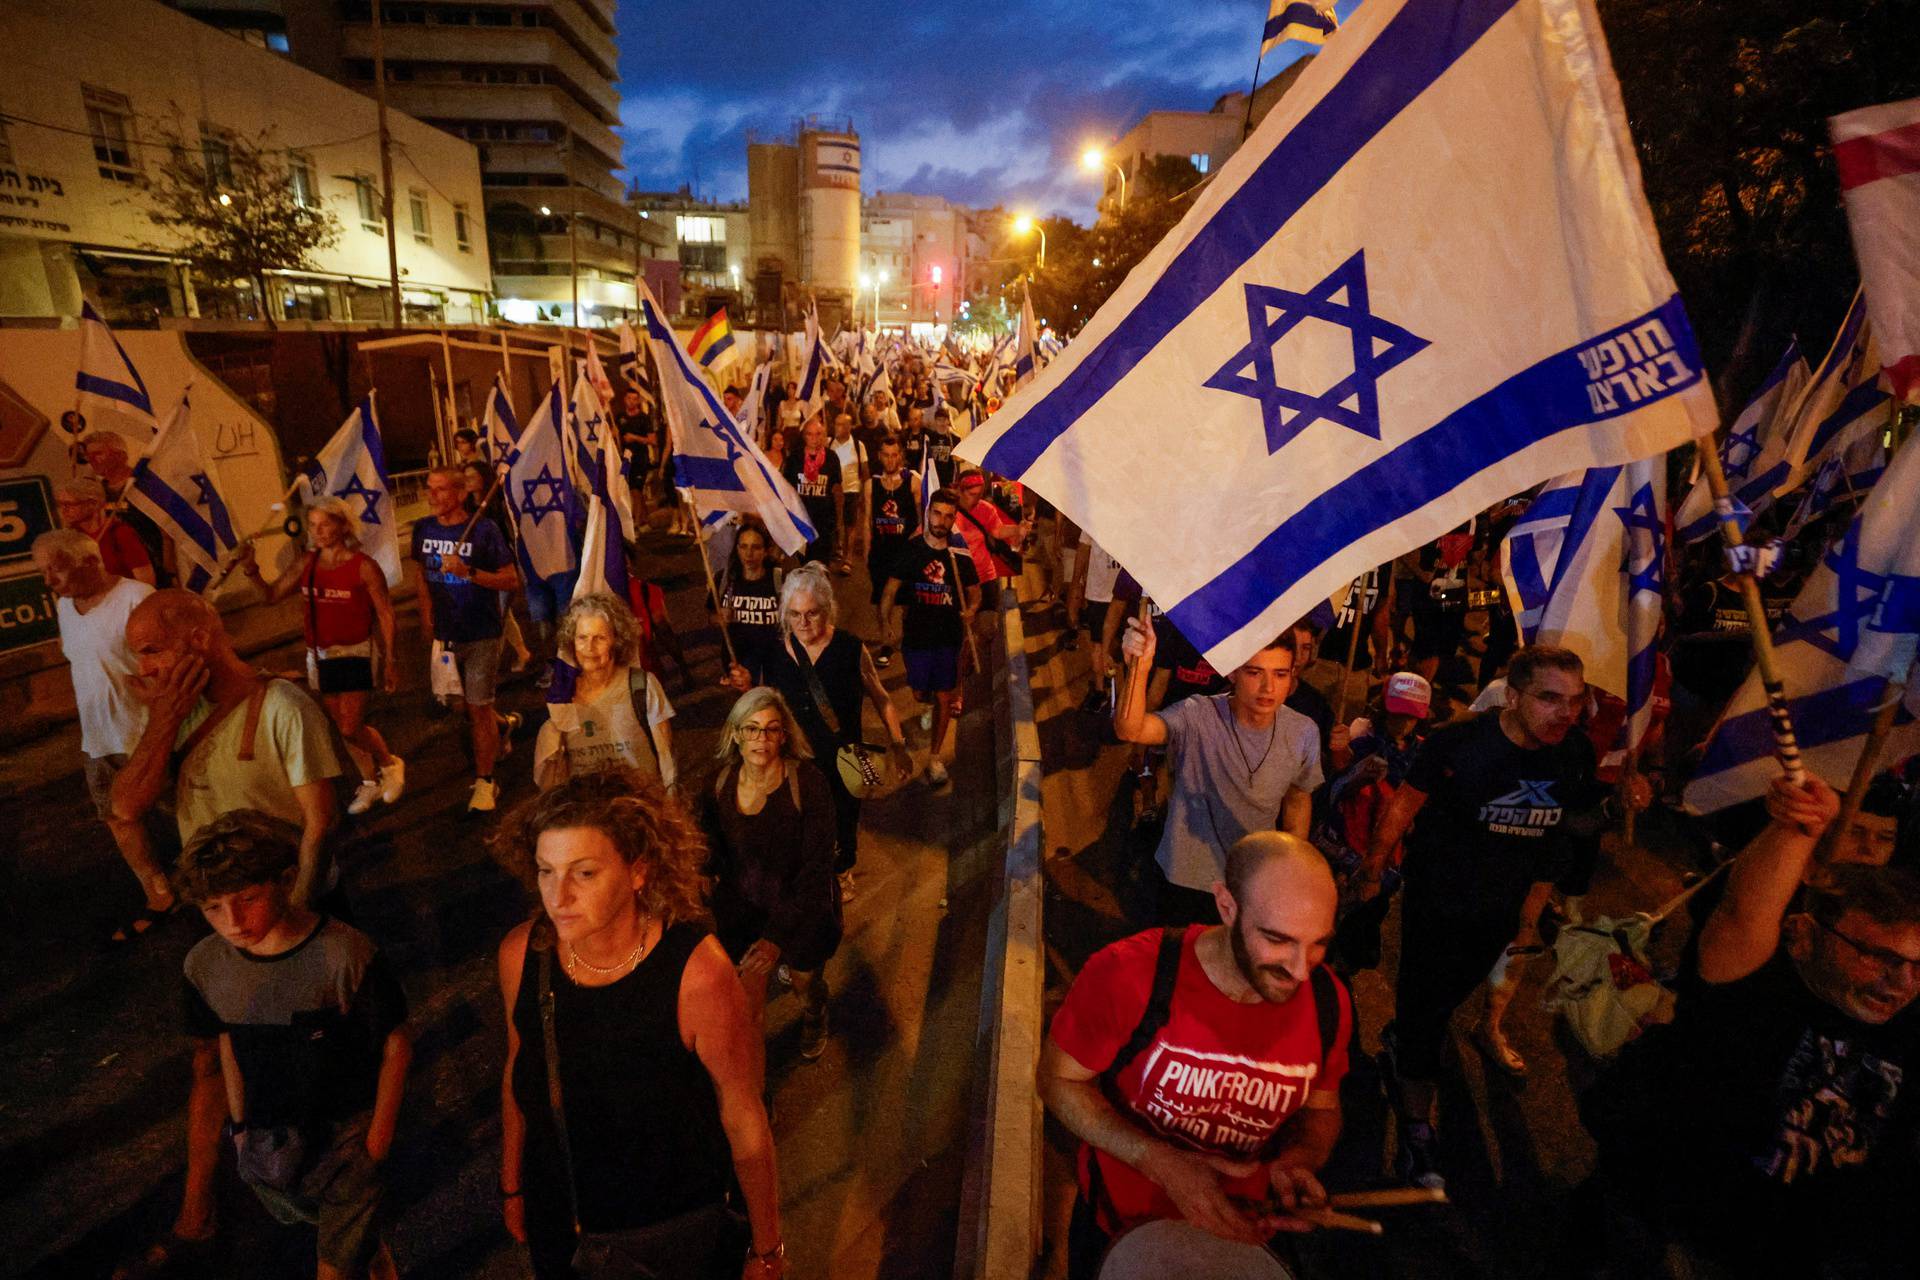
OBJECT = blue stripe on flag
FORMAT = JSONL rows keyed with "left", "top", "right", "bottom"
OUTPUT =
{"left": 674, "top": 455, "right": 747, "bottom": 492}
{"left": 982, "top": 0, "right": 1519, "bottom": 477}
{"left": 1806, "top": 382, "right": 1890, "bottom": 459}
{"left": 1167, "top": 295, "right": 1702, "bottom": 653}
{"left": 132, "top": 469, "right": 223, "bottom": 552}
{"left": 75, "top": 371, "right": 155, "bottom": 415}
{"left": 1697, "top": 676, "right": 1914, "bottom": 778}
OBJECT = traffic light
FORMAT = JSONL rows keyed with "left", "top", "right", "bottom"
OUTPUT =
{"left": 930, "top": 264, "right": 944, "bottom": 286}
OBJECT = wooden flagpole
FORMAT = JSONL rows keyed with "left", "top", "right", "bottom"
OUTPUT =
{"left": 1331, "top": 570, "right": 1372, "bottom": 726}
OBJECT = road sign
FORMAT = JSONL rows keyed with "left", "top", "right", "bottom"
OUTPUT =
{"left": 0, "top": 571, "right": 59, "bottom": 654}
{"left": 0, "top": 475, "right": 56, "bottom": 568}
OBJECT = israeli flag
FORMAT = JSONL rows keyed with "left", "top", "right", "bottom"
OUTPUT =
{"left": 1499, "top": 457, "right": 1666, "bottom": 756}
{"left": 505, "top": 379, "right": 581, "bottom": 583}
{"left": 127, "top": 388, "right": 238, "bottom": 592}
{"left": 1776, "top": 288, "right": 1889, "bottom": 497}
{"left": 75, "top": 301, "right": 157, "bottom": 433}
{"left": 958, "top": 0, "right": 1717, "bottom": 675}
{"left": 797, "top": 312, "right": 829, "bottom": 416}
{"left": 483, "top": 376, "right": 520, "bottom": 466}
{"left": 615, "top": 320, "right": 653, "bottom": 409}
{"left": 584, "top": 339, "right": 616, "bottom": 408}
{"left": 572, "top": 493, "right": 629, "bottom": 603}
{"left": 571, "top": 370, "right": 636, "bottom": 543}
{"left": 741, "top": 360, "right": 772, "bottom": 445}
{"left": 1684, "top": 445, "right": 1920, "bottom": 812}
{"left": 920, "top": 433, "right": 942, "bottom": 529}
{"left": 1013, "top": 288, "right": 1040, "bottom": 389}
{"left": 1673, "top": 340, "right": 1808, "bottom": 543}
{"left": 304, "top": 394, "right": 402, "bottom": 586}
{"left": 1265, "top": 0, "right": 1339, "bottom": 56}
{"left": 1784, "top": 424, "right": 1887, "bottom": 541}
{"left": 1847, "top": 428, "right": 1920, "bottom": 684}
{"left": 641, "top": 283, "right": 817, "bottom": 556}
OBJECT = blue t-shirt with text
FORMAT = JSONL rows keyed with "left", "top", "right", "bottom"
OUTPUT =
{"left": 411, "top": 516, "right": 511, "bottom": 642}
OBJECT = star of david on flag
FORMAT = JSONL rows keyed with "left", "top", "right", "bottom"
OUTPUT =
{"left": 504, "top": 379, "right": 581, "bottom": 584}
{"left": 127, "top": 388, "right": 238, "bottom": 593}
{"left": 1674, "top": 340, "right": 1807, "bottom": 542}
{"left": 302, "top": 395, "right": 402, "bottom": 585}
{"left": 958, "top": 0, "right": 1716, "bottom": 675}
{"left": 1204, "top": 251, "right": 1429, "bottom": 452}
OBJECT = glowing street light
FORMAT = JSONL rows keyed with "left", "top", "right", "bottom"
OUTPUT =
{"left": 1011, "top": 214, "right": 1046, "bottom": 270}
{"left": 1080, "top": 145, "right": 1128, "bottom": 210}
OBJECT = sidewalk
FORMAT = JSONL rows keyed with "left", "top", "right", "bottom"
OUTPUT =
{"left": 1, "top": 531, "right": 1001, "bottom": 1280}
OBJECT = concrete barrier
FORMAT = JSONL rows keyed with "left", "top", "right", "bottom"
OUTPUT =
{"left": 953, "top": 594, "right": 1046, "bottom": 1280}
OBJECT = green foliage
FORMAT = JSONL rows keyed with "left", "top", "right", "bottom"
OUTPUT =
{"left": 139, "top": 120, "right": 342, "bottom": 320}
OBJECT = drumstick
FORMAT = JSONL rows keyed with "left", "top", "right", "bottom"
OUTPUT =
{"left": 1327, "top": 1187, "right": 1449, "bottom": 1210}
{"left": 1291, "top": 1207, "right": 1384, "bottom": 1235}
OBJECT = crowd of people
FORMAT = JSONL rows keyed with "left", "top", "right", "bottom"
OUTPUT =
{"left": 28, "top": 338, "right": 1920, "bottom": 1280}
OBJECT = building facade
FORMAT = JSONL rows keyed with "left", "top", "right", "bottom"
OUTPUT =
{"left": 746, "top": 119, "right": 862, "bottom": 331}
{"left": 625, "top": 189, "right": 751, "bottom": 321}
{"left": 859, "top": 192, "right": 968, "bottom": 330}
{"left": 0, "top": 0, "right": 493, "bottom": 325}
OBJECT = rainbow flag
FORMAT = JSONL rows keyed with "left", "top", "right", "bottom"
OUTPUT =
{"left": 687, "top": 308, "right": 736, "bottom": 368}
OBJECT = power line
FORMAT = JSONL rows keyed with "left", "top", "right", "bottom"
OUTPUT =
{"left": 0, "top": 110, "right": 378, "bottom": 157}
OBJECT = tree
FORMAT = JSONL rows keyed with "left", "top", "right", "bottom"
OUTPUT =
{"left": 1022, "top": 156, "right": 1202, "bottom": 339}
{"left": 1598, "top": 0, "right": 1919, "bottom": 398}
{"left": 140, "top": 119, "right": 341, "bottom": 323}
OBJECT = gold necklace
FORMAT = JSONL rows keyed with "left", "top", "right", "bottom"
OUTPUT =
{"left": 565, "top": 924, "right": 650, "bottom": 979}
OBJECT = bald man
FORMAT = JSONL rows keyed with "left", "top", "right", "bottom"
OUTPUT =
{"left": 1041, "top": 833, "right": 1353, "bottom": 1278}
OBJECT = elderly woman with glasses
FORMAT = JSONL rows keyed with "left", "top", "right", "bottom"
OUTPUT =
{"left": 534, "top": 592, "right": 677, "bottom": 792}
{"left": 723, "top": 562, "right": 908, "bottom": 904}
{"left": 701, "top": 687, "right": 839, "bottom": 1063}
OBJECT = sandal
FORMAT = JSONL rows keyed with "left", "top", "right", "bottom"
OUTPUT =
{"left": 111, "top": 1229, "right": 216, "bottom": 1280}
{"left": 105, "top": 900, "right": 179, "bottom": 949}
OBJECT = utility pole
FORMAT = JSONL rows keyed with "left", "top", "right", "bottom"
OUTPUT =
{"left": 566, "top": 134, "right": 580, "bottom": 327}
{"left": 370, "top": 0, "right": 404, "bottom": 325}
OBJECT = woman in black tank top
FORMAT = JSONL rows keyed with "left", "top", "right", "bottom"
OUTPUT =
{"left": 494, "top": 771, "right": 786, "bottom": 1280}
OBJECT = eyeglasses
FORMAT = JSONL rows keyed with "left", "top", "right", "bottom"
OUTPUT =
{"left": 1814, "top": 916, "right": 1920, "bottom": 977}
{"left": 785, "top": 608, "right": 825, "bottom": 623}
{"left": 738, "top": 724, "right": 785, "bottom": 740}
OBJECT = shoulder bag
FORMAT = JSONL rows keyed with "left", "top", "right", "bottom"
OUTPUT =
{"left": 791, "top": 638, "right": 891, "bottom": 800}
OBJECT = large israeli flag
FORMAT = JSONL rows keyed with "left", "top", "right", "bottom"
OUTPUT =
{"left": 1500, "top": 457, "right": 1665, "bottom": 755}
{"left": 641, "top": 283, "right": 816, "bottom": 555}
{"left": 304, "top": 394, "right": 402, "bottom": 586}
{"left": 958, "top": 0, "right": 1717, "bottom": 674}
{"left": 1684, "top": 434, "right": 1920, "bottom": 813}
{"left": 127, "top": 388, "right": 238, "bottom": 591}
{"left": 504, "top": 379, "right": 581, "bottom": 583}
{"left": 75, "top": 301, "right": 157, "bottom": 433}
{"left": 1672, "top": 341, "right": 1808, "bottom": 543}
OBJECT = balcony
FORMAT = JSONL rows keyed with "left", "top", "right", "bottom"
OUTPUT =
{"left": 386, "top": 82, "right": 621, "bottom": 162}
{"left": 340, "top": 24, "right": 619, "bottom": 120}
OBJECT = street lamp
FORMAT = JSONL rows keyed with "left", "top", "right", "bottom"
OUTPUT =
{"left": 1012, "top": 214, "right": 1046, "bottom": 270}
{"left": 1080, "top": 145, "right": 1127, "bottom": 210}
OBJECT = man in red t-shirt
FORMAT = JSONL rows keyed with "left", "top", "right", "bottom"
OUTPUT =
{"left": 1041, "top": 831, "right": 1350, "bottom": 1278}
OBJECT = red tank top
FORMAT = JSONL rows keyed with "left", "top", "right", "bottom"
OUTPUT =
{"left": 304, "top": 552, "right": 375, "bottom": 648}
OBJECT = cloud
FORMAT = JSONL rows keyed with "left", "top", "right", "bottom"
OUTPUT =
{"left": 610, "top": 0, "right": 1268, "bottom": 220}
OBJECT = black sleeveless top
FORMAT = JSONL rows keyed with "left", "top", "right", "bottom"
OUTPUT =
{"left": 510, "top": 921, "right": 734, "bottom": 1230}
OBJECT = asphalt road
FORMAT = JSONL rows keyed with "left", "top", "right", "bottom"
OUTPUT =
{"left": 0, "top": 530, "right": 999, "bottom": 1280}
{"left": 1017, "top": 597, "right": 1709, "bottom": 1280}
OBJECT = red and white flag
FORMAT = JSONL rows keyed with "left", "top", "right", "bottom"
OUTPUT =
{"left": 1832, "top": 96, "right": 1920, "bottom": 403}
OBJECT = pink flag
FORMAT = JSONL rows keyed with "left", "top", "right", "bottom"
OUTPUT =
{"left": 1832, "top": 96, "right": 1920, "bottom": 402}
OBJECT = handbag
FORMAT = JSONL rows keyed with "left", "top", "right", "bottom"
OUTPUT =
{"left": 232, "top": 1121, "right": 312, "bottom": 1192}
{"left": 534, "top": 939, "right": 747, "bottom": 1279}
{"left": 790, "top": 638, "right": 891, "bottom": 800}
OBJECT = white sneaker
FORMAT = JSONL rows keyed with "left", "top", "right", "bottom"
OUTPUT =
{"left": 926, "top": 759, "right": 950, "bottom": 786}
{"left": 378, "top": 756, "right": 407, "bottom": 805}
{"left": 347, "top": 778, "right": 382, "bottom": 816}
{"left": 468, "top": 777, "right": 499, "bottom": 812}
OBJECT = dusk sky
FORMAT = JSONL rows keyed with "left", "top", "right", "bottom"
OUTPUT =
{"left": 611, "top": 0, "right": 1325, "bottom": 223}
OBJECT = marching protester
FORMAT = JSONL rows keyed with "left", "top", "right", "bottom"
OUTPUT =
{"left": 411, "top": 467, "right": 522, "bottom": 813}
{"left": 829, "top": 410, "right": 867, "bottom": 574}
{"left": 532, "top": 592, "right": 677, "bottom": 792}
{"left": 239, "top": 497, "right": 406, "bottom": 817}
{"left": 1114, "top": 619, "right": 1323, "bottom": 926}
{"left": 726, "top": 562, "right": 910, "bottom": 904}
{"left": 700, "top": 687, "right": 840, "bottom": 1064}
{"left": 1040, "top": 831, "right": 1351, "bottom": 1279}
{"left": 34, "top": 528, "right": 166, "bottom": 944}
{"left": 170, "top": 810, "right": 411, "bottom": 1280}
{"left": 493, "top": 771, "right": 784, "bottom": 1280}
{"left": 782, "top": 414, "right": 842, "bottom": 567}
{"left": 877, "top": 487, "right": 980, "bottom": 787}
{"left": 1355, "top": 645, "right": 1644, "bottom": 1187}
{"left": 81, "top": 428, "right": 170, "bottom": 584}
{"left": 951, "top": 467, "right": 1030, "bottom": 612}
{"left": 864, "top": 434, "right": 920, "bottom": 668}
{"left": 55, "top": 476, "right": 156, "bottom": 586}
{"left": 1578, "top": 774, "right": 1920, "bottom": 1275}
{"left": 715, "top": 519, "right": 785, "bottom": 685}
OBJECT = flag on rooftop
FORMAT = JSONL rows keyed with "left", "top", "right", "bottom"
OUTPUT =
{"left": 127, "top": 388, "right": 238, "bottom": 592}
{"left": 688, "top": 308, "right": 737, "bottom": 369}
{"left": 1685, "top": 429, "right": 1920, "bottom": 813}
{"left": 641, "top": 283, "right": 816, "bottom": 556}
{"left": 75, "top": 301, "right": 157, "bottom": 434}
{"left": 303, "top": 394, "right": 401, "bottom": 586}
{"left": 1832, "top": 96, "right": 1920, "bottom": 403}
{"left": 504, "top": 378, "right": 581, "bottom": 584}
{"left": 959, "top": 0, "right": 1716, "bottom": 675}
{"left": 1264, "top": 0, "right": 1339, "bottom": 56}
{"left": 1673, "top": 340, "right": 1807, "bottom": 542}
